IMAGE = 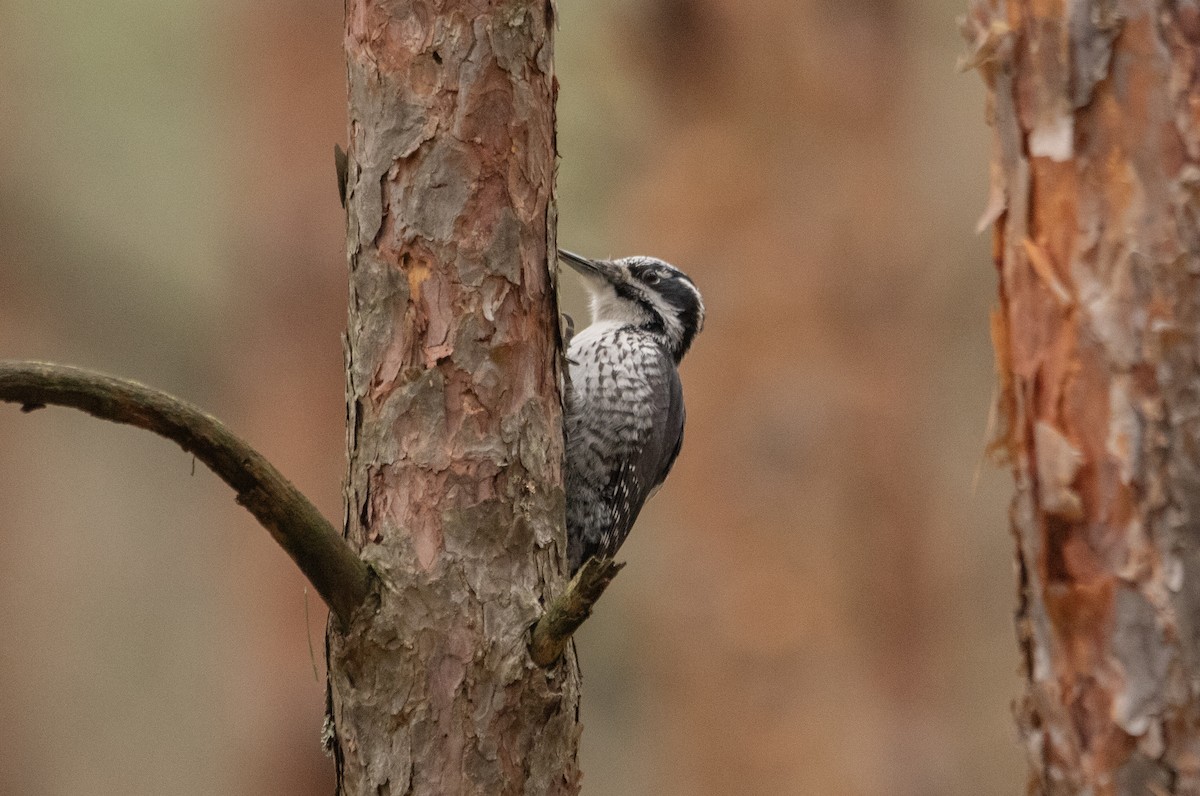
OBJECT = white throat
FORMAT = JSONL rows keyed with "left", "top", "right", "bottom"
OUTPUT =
{"left": 588, "top": 284, "right": 651, "bottom": 327}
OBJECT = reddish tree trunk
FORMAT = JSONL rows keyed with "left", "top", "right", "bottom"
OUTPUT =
{"left": 326, "top": 2, "right": 579, "bottom": 793}
{"left": 967, "top": 1, "right": 1200, "bottom": 791}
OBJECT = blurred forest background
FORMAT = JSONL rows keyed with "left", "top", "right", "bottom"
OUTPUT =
{"left": 0, "top": 0, "right": 1019, "bottom": 794}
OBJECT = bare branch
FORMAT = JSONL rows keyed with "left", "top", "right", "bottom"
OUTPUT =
{"left": 0, "top": 360, "right": 372, "bottom": 625}
{"left": 530, "top": 557, "right": 624, "bottom": 666}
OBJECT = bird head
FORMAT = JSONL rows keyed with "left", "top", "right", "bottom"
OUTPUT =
{"left": 558, "top": 250, "right": 705, "bottom": 362}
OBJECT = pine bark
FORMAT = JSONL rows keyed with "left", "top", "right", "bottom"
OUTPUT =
{"left": 967, "top": 1, "right": 1200, "bottom": 792}
{"left": 327, "top": 2, "right": 578, "bottom": 793}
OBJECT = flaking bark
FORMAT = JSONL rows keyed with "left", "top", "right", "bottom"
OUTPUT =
{"left": 326, "top": 2, "right": 578, "bottom": 794}
{"left": 965, "top": 1, "right": 1200, "bottom": 792}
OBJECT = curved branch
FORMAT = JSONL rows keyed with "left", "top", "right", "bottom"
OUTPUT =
{"left": 0, "top": 360, "right": 372, "bottom": 625}
{"left": 529, "top": 557, "right": 624, "bottom": 666}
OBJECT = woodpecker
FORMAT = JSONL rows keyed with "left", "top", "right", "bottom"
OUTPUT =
{"left": 558, "top": 249, "right": 705, "bottom": 574}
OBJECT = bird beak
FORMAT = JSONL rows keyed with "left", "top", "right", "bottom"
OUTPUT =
{"left": 557, "top": 249, "right": 615, "bottom": 282}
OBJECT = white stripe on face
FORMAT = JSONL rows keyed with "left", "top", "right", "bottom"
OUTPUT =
{"left": 643, "top": 288, "right": 684, "bottom": 344}
{"left": 677, "top": 277, "right": 705, "bottom": 332}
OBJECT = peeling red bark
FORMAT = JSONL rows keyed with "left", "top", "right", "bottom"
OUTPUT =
{"left": 326, "top": 2, "right": 577, "bottom": 794}
{"left": 967, "top": 1, "right": 1200, "bottom": 792}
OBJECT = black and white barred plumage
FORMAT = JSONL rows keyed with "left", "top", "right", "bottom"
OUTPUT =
{"left": 559, "top": 250, "right": 705, "bottom": 573}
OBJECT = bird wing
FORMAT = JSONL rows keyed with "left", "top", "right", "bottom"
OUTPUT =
{"left": 596, "top": 349, "right": 686, "bottom": 559}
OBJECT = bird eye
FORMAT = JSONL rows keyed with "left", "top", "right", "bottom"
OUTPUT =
{"left": 645, "top": 272, "right": 663, "bottom": 285}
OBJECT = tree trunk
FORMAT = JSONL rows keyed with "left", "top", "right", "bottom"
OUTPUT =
{"left": 327, "top": 2, "right": 577, "bottom": 793}
{"left": 966, "top": 1, "right": 1200, "bottom": 792}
